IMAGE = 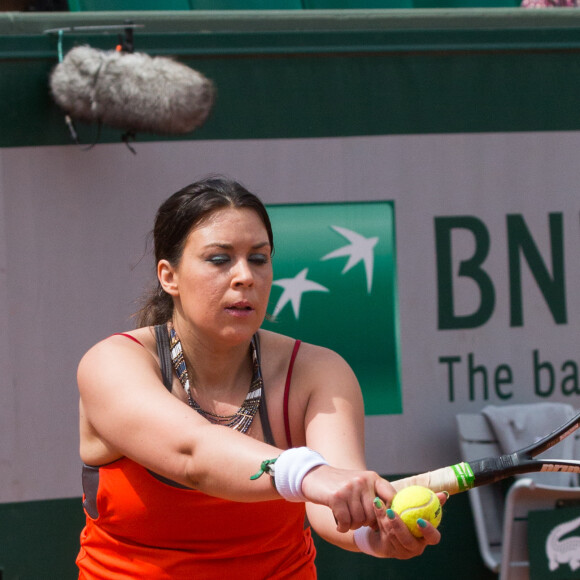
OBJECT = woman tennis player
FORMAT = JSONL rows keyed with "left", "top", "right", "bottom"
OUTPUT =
{"left": 76, "top": 176, "right": 444, "bottom": 579}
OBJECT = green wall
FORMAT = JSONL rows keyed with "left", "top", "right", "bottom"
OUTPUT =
{"left": 0, "top": 491, "right": 494, "bottom": 579}
{"left": 0, "top": 498, "right": 84, "bottom": 579}
{"left": 2, "top": 10, "right": 580, "bottom": 148}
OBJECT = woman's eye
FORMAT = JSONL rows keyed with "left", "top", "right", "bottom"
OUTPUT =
{"left": 208, "top": 255, "right": 230, "bottom": 265}
{"left": 249, "top": 254, "right": 268, "bottom": 265}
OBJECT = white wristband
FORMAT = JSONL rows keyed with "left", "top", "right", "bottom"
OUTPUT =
{"left": 353, "top": 526, "right": 381, "bottom": 557}
{"left": 273, "top": 447, "right": 328, "bottom": 502}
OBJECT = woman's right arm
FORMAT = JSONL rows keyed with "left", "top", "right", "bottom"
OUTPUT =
{"left": 78, "top": 335, "right": 286, "bottom": 502}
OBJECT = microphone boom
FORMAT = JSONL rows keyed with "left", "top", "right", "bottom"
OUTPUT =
{"left": 49, "top": 45, "right": 215, "bottom": 136}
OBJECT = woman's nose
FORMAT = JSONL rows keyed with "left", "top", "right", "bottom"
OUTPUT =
{"left": 231, "top": 259, "right": 254, "bottom": 286}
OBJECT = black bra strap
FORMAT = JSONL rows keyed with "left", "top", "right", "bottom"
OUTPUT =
{"left": 154, "top": 324, "right": 173, "bottom": 392}
{"left": 254, "top": 334, "right": 275, "bottom": 447}
{"left": 81, "top": 464, "right": 100, "bottom": 519}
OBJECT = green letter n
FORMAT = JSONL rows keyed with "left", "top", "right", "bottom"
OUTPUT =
{"left": 507, "top": 213, "right": 566, "bottom": 327}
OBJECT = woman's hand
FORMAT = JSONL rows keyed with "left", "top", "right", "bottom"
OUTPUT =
{"left": 302, "top": 464, "right": 446, "bottom": 558}
{"left": 362, "top": 493, "right": 447, "bottom": 559}
{"left": 301, "top": 465, "right": 398, "bottom": 533}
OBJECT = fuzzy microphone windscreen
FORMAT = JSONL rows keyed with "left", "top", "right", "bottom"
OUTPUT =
{"left": 49, "top": 45, "right": 215, "bottom": 135}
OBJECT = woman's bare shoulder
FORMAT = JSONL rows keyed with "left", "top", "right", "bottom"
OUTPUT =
{"left": 258, "top": 329, "right": 353, "bottom": 376}
{"left": 257, "top": 328, "right": 296, "bottom": 350}
{"left": 81, "top": 326, "right": 156, "bottom": 356}
{"left": 78, "top": 326, "right": 159, "bottom": 384}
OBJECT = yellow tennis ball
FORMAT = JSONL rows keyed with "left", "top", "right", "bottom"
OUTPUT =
{"left": 391, "top": 486, "right": 442, "bottom": 538}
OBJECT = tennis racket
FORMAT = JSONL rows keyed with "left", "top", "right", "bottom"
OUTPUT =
{"left": 392, "top": 410, "right": 580, "bottom": 494}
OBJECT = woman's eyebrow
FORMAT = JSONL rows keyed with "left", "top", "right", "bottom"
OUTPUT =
{"left": 203, "top": 241, "right": 270, "bottom": 250}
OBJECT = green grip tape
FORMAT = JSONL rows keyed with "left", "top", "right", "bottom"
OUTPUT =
{"left": 451, "top": 462, "right": 475, "bottom": 492}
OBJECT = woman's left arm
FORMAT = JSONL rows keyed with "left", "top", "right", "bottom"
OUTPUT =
{"left": 299, "top": 344, "right": 442, "bottom": 557}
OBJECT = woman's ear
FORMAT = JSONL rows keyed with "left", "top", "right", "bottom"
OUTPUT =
{"left": 158, "top": 260, "right": 179, "bottom": 297}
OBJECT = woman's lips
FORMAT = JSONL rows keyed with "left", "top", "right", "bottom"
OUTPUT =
{"left": 225, "top": 302, "right": 254, "bottom": 316}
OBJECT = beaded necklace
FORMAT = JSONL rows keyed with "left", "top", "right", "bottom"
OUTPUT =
{"left": 168, "top": 327, "right": 263, "bottom": 434}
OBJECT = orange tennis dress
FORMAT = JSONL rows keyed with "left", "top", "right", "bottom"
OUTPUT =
{"left": 76, "top": 334, "right": 316, "bottom": 579}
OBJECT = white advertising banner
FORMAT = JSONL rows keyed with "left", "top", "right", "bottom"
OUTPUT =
{"left": 0, "top": 130, "right": 578, "bottom": 502}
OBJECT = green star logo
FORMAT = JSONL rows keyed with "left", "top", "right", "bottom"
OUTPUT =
{"left": 263, "top": 201, "right": 401, "bottom": 415}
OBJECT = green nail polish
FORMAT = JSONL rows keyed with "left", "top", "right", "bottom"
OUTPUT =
{"left": 417, "top": 518, "right": 427, "bottom": 528}
{"left": 386, "top": 509, "right": 395, "bottom": 520}
{"left": 373, "top": 497, "right": 384, "bottom": 510}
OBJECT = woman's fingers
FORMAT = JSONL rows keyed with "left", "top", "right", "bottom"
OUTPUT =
{"left": 302, "top": 466, "right": 383, "bottom": 529}
{"left": 366, "top": 493, "right": 443, "bottom": 559}
{"left": 418, "top": 520, "right": 441, "bottom": 546}
{"left": 329, "top": 474, "right": 380, "bottom": 531}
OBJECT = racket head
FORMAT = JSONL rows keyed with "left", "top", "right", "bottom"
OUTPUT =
{"left": 515, "top": 410, "right": 580, "bottom": 459}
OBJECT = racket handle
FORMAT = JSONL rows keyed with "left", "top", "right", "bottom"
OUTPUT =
{"left": 392, "top": 462, "right": 475, "bottom": 495}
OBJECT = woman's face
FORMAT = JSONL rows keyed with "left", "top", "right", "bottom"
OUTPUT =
{"left": 161, "top": 207, "right": 273, "bottom": 345}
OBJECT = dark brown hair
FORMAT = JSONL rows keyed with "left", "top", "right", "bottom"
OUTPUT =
{"left": 135, "top": 176, "right": 274, "bottom": 327}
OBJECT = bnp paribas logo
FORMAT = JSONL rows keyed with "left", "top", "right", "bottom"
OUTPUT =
{"left": 263, "top": 202, "right": 401, "bottom": 415}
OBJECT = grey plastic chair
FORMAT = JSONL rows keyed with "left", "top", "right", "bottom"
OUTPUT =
{"left": 457, "top": 407, "right": 580, "bottom": 579}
